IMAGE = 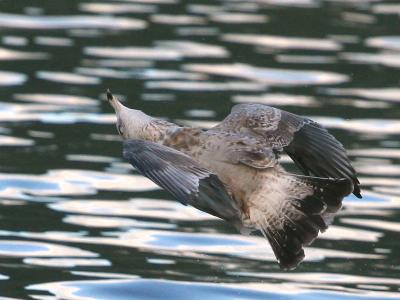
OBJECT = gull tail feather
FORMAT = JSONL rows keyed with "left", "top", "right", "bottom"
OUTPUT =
{"left": 257, "top": 175, "right": 352, "bottom": 270}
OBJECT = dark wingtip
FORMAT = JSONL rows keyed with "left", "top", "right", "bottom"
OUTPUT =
{"left": 351, "top": 180, "right": 362, "bottom": 198}
{"left": 278, "top": 250, "right": 305, "bottom": 270}
{"left": 106, "top": 89, "right": 113, "bottom": 101}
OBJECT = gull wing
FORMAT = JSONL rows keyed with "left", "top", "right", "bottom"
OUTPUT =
{"left": 123, "top": 139, "right": 241, "bottom": 222}
{"left": 201, "top": 131, "right": 278, "bottom": 169}
{"left": 164, "top": 127, "right": 278, "bottom": 169}
{"left": 223, "top": 136, "right": 277, "bottom": 169}
{"left": 214, "top": 103, "right": 361, "bottom": 198}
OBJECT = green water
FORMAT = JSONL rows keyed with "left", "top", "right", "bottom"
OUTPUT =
{"left": 0, "top": 0, "right": 400, "bottom": 299}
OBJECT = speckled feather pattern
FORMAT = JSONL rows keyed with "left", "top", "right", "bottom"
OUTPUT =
{"left": 111, "top": 94, "right": 357, "bottom": 269}
{"left": 214, "top": 103, "right": 303, "bottom": 149}
{"left": 162, "top": 127, "right": 313, "bottom": 227}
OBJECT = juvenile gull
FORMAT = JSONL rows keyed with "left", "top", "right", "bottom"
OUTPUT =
{"left": 107, "top": 90, "right": 360, "bottom": 269}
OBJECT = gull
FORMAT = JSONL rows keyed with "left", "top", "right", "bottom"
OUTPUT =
{"left": 107, "top": 89, "right": 361, "bottom": 270}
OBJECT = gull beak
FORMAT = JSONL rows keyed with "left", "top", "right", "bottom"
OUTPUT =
{"left": 106, "top": 89, "right": 122, "bottom": 112}
{"left": 106, "top": 88, "right": 113, "bottom": 102}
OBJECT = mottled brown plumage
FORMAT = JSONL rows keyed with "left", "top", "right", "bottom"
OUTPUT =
{"left": 107, "top": 90, "right": 359, "bottom": 269}
{"left": 215, "top": 103, "right": 361, "bottom": 198}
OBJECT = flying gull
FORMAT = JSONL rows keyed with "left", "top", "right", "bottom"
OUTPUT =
{"left": 107, "top": 90, "right": 361, "bottom": 270}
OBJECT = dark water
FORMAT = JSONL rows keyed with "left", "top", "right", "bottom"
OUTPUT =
{"left": 0, "top": 0, "right": 400, "bottom": 299}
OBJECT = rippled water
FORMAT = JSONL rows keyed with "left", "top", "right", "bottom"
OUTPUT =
{"left": 0, "top": 0, "right": 400, "bottom": 299}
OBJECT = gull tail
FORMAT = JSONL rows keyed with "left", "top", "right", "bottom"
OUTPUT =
{"left": 256, "top": 175, "right": 352, "bottom": 270}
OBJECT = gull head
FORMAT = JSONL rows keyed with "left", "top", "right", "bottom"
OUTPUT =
{"left": 106, "top": 89, "right": 153, "bottom": 140}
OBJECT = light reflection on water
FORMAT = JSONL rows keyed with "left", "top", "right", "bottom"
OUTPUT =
{"left": 0, "top": 0, "right": 400, "bottom": 299}
{"left": 182, "top": 63, "right": 349, "bottom": 86}
{"left": 27, "top": 278, "right": 400, "bottom": 300}
{"left": 0, "top": 71, "right": 27, "bottom": 86}
{"left": 0, "top": 240, "right": 97, "bottom": 257}
{"left": 0, "top": 13, "right": 147, "bottom": 30}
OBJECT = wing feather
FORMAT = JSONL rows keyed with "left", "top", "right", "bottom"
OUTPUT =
{"left": 285, "top": 119, "right": 361, "bottom": 197}
{"left": 214, "top": 103, "right": 361, "bottom": 198}
{"left": 123, "top": 139, "right": 241, "bottom": 222}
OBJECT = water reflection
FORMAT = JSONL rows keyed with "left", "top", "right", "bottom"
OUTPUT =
{"left": 3, "top": 225, "right": 383, "bottom": 268}
{"left": 63, "top": 215, "right": 175, "bottom": 229}
{"left": 0, "top": 169, "right": 158, "bottom": 199}
{"left": 366, "top": 36, "right": 400, "bottom": 51}
{"left": 222, "top": 34, "right": 341, "bottom": 50}
{"left": 0, "top": 274, "right": 9, "bottom": 280}
{"left": 34, "top": 36, "right": 74, "bottom": 47}
{"left": 2, "top": 35, "right": 28, "bottom": 46}
{"left": 0, "top": 47, "right": 48, "bottom": 60}
{"left": 233, "top": 93, "right": 319, "bottom": 107}
{"left": 309, "top": 117, "right": 400, "bottom": 135}
{"left": 183, "top": 64, "right": 348, "bottom": 86}
{"left": 0, "top": 13, "right": 146, "bottom": 30}
{"left": 36, "top": 71, "right": 101, "bottom": 85}
{"left": 146, "top": 80, "right": 267, "bottom": 91}
{"left": 86, "top": 41, "right": 229, "bottom": 60}
{"left": 49, "top": 198, "right": 214, "bottom": 221}
{"left": 323, "top": 88, "right": 400, "bottom": 103}
{"left": 0, "top": 71, "right": 26, "bottom": 86}
{"left": 14, "top": 94, "right": 98, "bottom": 106}
{"left": 0, "top": 240, "right": 97, "bottom": 257}
{"left": 0, "top": 0, "right": 400, "bottom": 299}
{"left": 79, "top": 3, "right": 157, "bottom": 14}
{"left": 150, "top": 14, "right": 206, "bottom": 25}
{"left": 0, "top": 135, "right": 34, "bottom": 146}
{"left": 210, "top": 13, "right": 267, "bottom": 24}
{"left": 28, "top": 278, "right": 400, "bottom": 300}
{"left": 85, "top": 46, "right": 182, "bottom": 60}
{"left": 341, "top": 52, "right": 400, "bottom": 69}
{"left": 23, "top": 258, "right": 111, "bottom": 268}
{"left": 341, "top": 219, "right": 400, "bottom": 232}
{"left": 373, "top": 3, "right": 400, "bottom": 14}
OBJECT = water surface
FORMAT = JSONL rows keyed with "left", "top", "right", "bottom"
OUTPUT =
{"left": 0, "top": 0, "right": 400, "bottom": 299}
